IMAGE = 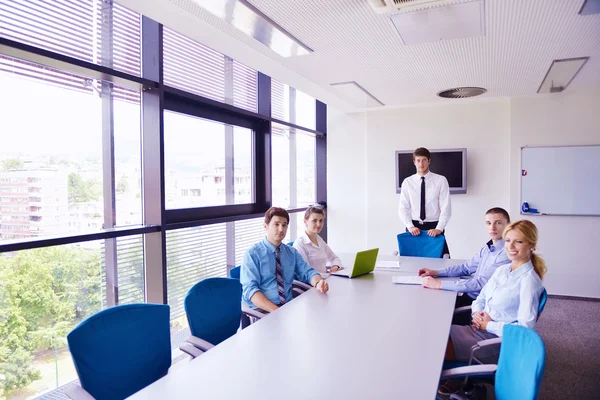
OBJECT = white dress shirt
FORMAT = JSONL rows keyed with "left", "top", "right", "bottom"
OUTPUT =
{"left": 293, "top": 232, "right": 342, "bottom": 274}
{"left": 471, "top": 261, "right": 544, "bottom": 337}
{"left": 398, "top": 171, "right": 451, "bottom": 231}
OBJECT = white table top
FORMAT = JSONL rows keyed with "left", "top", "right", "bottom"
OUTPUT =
{"left": 129, "top": 256, "right": 463, "bottom": 400}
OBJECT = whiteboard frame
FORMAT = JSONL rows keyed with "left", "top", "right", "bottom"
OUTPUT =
{"left": 520, "top": 144, "right": 600, "bottom": 217}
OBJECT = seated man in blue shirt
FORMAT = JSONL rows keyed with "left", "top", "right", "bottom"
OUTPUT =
{"left": 241, "top": 207, "right": 329, "bottom": 312}
{"left": 418, "top": 207, "right": 511, "bottom": 319}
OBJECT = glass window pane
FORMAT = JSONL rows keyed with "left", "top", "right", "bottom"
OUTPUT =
{"left": 234, "top": 217, "right": 265, "bottom": 266}
{"left": 296, "top": 89, "right": 316, "bottom": 130}
{"left": 0, "top": 55, "right": 142, "bottom": 242}
{"left": 164, "top": 112, "right": 254, "bottom": 209}
{"left": 166, "top": 225, "right": 227, "bottom": 352}
{"left": 271, "top": 127, "right": 290, "bottom": 209}
{"left": 296, "top": 131, "right": 317, "bottom": 207}
{"left": 0, "top": 235, "right": 144, "bottom": 397}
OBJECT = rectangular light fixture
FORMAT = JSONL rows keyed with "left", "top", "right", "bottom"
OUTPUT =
{"left": 537, "top": 57, "right": 589, "bottom": 94}
{"left": 330, "top": 81, "right": 384, "bottom": 108}
{"left": 389, "top": 0, "right": 484, "bottom": 45}
{"left": 192, "top": 0, "right": 313, "bottom": 57}
{"left": 579, "top": 0, "right": 600, "bottom": 15}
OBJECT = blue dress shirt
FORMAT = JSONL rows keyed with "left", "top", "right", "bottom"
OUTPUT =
{"left": 471, "top": 260, "right": 544, "bottom": 337}
{"left": 438, "top": 239, "right": 510, "bottom": 299}
{"left": 241, "top": 238, "right": 320, "bottom": 308}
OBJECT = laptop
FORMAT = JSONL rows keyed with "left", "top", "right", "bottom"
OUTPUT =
{"left": 330, "top": 248, "right": 379, "bottom": 278}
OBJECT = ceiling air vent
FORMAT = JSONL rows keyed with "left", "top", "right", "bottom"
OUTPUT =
{"left": 367, "top": 0, "right": 458, "bottom": 14}
{"left": 437, "top": 87, "right": 487, "bottom": 99}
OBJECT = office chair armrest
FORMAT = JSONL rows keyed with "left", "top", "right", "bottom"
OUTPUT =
{"left": 441, "top": 364, "right": 498, "bottom": 380}
{"left": 292, "top": 280, "right": 312, "bottom": 292}
{"left": 454, "top": 305, "right": 472, "bottom": 315}
{"left": 468, "top": 337, "right": 502, "bottom": 365}
{"left": 242, "top": 306, "right": 266, "bottom": 320}
{"left": 187, "top": 335, "right": 215, "bottom": 352}
{"left": 179, "top": 342, "right": 204, "bottom": 359}
{"left": 63, "top": 383, "right": 95, "bottom": 400}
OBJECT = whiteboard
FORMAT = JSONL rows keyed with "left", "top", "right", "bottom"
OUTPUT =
{"left": 521, "top": 145, "right": 600, "bottom": 216}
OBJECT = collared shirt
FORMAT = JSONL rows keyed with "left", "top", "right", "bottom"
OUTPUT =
{"left": 471, "top": 261, "right": 544, "bottom": 337}
{"left": 293, "top": 232, "right": 342, "bottom": 274}
{"left": 241, "top": 238, "right": 320, "bottom": 309}
{"left": 438, "top": 239, "right": 510, "bottom": 299}
{"left": 398, "top": 171, "right": 451, "bottom": 231}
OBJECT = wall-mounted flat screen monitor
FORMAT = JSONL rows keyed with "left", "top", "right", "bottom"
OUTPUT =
{"left": 396, "top": 148, "right": 467, "bottom": 194}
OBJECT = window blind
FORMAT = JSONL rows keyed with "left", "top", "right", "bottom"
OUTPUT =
{"left": 163, "top": 27, "right": 257, "bottom": 112}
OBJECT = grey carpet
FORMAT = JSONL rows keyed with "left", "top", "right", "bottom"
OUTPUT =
{"left": 536, "top": 297, "right": 600, "bottom": 399}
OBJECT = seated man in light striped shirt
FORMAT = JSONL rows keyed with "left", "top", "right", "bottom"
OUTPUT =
{"left": 418, "top": 207, "right": 511, "bottom": 323}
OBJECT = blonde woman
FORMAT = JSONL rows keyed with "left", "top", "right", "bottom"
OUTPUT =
{"left": 439, "top": 220, "right": 546, "bottom": 395}
{"left": 293, "top": 205, "right": 342, "bottom": 274}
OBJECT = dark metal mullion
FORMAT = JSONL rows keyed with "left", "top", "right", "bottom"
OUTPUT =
{"left": 271, "top": 118, "right": 323, "bottom": 136}
{"left": 257, "top": 73, "right": 272, "bottom": 212}
{"left": 164, "top": 212, "right": 269, "bottom": 231}
{"left": 0, "top": 225, "right": 160, "bottom": 253}
{"left": 99, "top": 2, "right": 118, "bottom": 307}
{"left": 0, "top": 37, "right": 156, "bottom": 90}
{"left": 224, "top": 55, "right": 236, "bottom": 271}
{"left": 316, "top": 100, "right": 328, "bottom": 241}
{"left": 140, "top": 16, "right": 166, "bottom": 304}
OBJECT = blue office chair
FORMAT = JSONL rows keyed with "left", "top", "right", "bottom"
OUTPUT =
{"left": 286, "top": 241, "right": 294, "bottom": 246}
{"left": 65, "top": 304, "right": 171, "bottom": 400}
{"left": 181, "top": 277, "right": 264, "bottom": 357}
{"left": 229, "top": 265, "right": 241, "bottom": 280}
{"left": 397, "top": 231, "right": 446, "bottom": 258}
{"left": 442, "top": 325, "right": 546, "bottom": 400}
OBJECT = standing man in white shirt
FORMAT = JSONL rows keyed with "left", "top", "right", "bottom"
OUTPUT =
{"left": 398, "top": 147, "right": 452, "bottom": 255}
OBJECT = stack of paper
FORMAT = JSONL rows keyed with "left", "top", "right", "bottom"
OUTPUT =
{"left": 375, "top": 260, "right": 402, "bottom": 271}
{"left": 392, "top": 275, "right": 423, "bottom": 285}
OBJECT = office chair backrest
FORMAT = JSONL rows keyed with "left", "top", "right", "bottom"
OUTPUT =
{"left": 287, "top": 241, "right": 294, "bottom": 246}
{"left": 67, "top": 304, "right": 172, "bottom": 400}
{"left": 495, "top": 325, "right": 546, "bottom": 400}
{"left": 184, "top": 277, "right": 242, "bottom": 346}
{"left": 229, "top": 265, "right": 241, "bottom": 280}
{"left": 538, "top": 288, "right": 548, "bottom": 317}
{"left": 396, "top": 231, "right": 446, "bottom": 258}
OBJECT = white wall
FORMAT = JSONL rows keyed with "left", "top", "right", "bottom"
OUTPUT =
{"left": 328, "top": 90, "right": 600, "bottom": 298}
{"left": 509, "top": 90, "right": 600, "bottom": 298}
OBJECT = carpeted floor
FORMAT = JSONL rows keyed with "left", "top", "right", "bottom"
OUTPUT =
{"left": 536, "top": 297, "right": 600, "bottom": 399}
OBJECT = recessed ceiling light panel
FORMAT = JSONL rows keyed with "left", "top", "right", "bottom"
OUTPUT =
{"left": 193, "top": 0, "right": 313, "bottom": 57}
{"left": 537, "top": 58, "right": 589, "bottom": 94}
{"left": 330, "top": 81, "right": 384, "bottom": 108}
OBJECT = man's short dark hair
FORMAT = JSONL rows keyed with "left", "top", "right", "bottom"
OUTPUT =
{"left": 413, "top": 147, "right": 431, "bottom": 160}
{"left": 486, "top": 207, "right": 510, "bottom": 223}
{"left": 264, "top": 207, "right": 289, "bottom": 224}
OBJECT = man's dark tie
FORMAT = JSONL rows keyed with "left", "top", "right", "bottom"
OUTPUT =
{"left": 420, "top": 176, "right": 426, "bottom": 221}
{"left": 275, "top": 247, "right": 286, "bottom": 305}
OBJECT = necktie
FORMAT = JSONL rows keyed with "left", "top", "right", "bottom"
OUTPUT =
{"left": 420, "top": 176, "right": 426, "bottom": 221}
{"left": 275, "top": 247, "right": 286, "bottom": 305}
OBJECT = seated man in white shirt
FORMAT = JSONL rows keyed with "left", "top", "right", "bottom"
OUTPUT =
{"left": 293, "top": 204, "right": 342, "bottom": 274}
{"left": 398, "top": 147, "right": 451, "bottom": 255}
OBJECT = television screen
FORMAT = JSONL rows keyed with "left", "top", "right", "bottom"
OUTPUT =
{"left": 395, "top": 148, "right": 467, "bottom": 194}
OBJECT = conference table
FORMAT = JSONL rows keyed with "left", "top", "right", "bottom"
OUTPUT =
{"left": 129, "top": 255, "right": 466, "bottom": 400}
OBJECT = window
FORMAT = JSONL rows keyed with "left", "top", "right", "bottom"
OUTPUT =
{"left": 271, "top": 80, "right": 316, "bottom": 130}
{"left": 164, "top": 111, "right": 253, "bottom": 209}
{"left": 163, "top": 28, "right": 257, "bottom": 112}
{"left": 271, "top": 123, "right": 317, "bottom": 209}
{"left": 0, "top": 55, "right": 142, "bottom": 241}
{"left": 166, "top": 225, "right": 227, "bottom": 350}
{"left": 0, "top": 236, "right": 144, "bottom": 397}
